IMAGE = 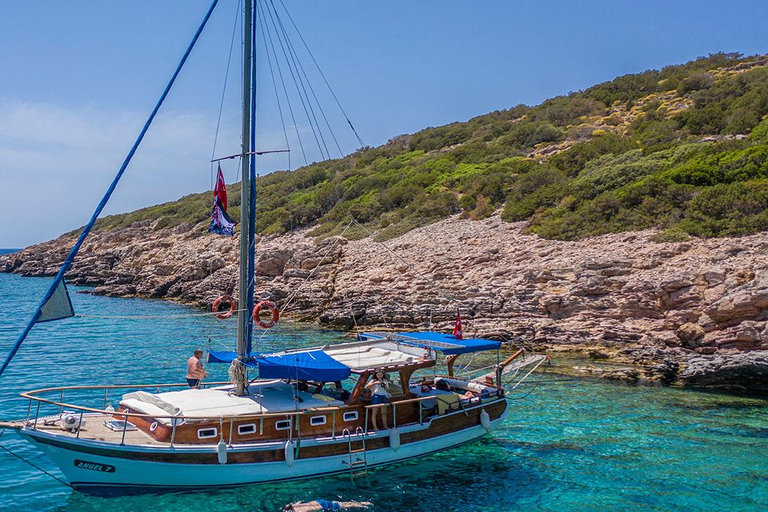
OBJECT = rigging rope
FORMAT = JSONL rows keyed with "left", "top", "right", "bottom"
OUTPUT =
{"left": 0, "top": 0, "right": 221, "bottom": 379}
{"left": 261, "top": 1, "right": 327, "bottom": 160}
{"left": 74, "top": 308, "right": 249, "bottom": 320}
{"left": 0, "top": 431, "right": 74, "bottom": 488}
{"left": 505, "top": 362, "right": 551, "bottom": 400}
{"left": 257, "top": 7, "right": 292, "bottom": 171}
{"left": 276, "top": 0, "right": 366, "bottom": 148}
{"left": 350, "top": 218, "right": 458, "bottom": 304}
{"left": 228, "top": 358, "right": 248, "bottom": 391}
{"left": 257, "top": 1, "right": 308, "bottom": 165}
{"left": 267, "top": 0, "right": 343, "bottom": 158}
{"left": 278, "top": 219, "right": 354, "bottom": 312}
{"left": 210, "top": 0, "right": 242, "bottom": 189}
{"left": 270, "top": 4, "right": 331, "bottom": 160}
{"left": 252, "top": 218, "right": 355, "bottom": 347}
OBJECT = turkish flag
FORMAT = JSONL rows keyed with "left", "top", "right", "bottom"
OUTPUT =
{"left": 453, "top": 308, "right": 463, "bottom": 340}
{"left": 214, "top": 164, "right": 228, "bottom": 210}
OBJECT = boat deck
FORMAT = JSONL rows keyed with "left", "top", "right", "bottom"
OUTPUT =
{"left": 28, "top": 414, "right": 164, "bottom": 446}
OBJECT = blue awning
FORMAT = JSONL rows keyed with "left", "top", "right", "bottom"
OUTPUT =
{"left": 258, "top": 350, "right": 351, "bottom": 381}
{"left": 207, "top": 349, "right": 351, "bottom": 381}
{"left": 359, "top": 331, "right": 501, "bottom": 355}
{"left": 208, "top": 351, "right": 248, "bottom": 364}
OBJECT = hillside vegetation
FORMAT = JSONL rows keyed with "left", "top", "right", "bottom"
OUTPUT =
{"left": 95, "top": 52, "right": 768, "bottom": 242}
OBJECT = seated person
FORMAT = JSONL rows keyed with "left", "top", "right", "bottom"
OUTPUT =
{"left": 317, "top": 382, "right": 350, "bottom": 402}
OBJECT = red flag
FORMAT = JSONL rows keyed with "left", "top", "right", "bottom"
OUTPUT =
{"left": 214, "top": 164, "right": 228, "bottom": 210}
{"left": 453, "top": 308, "right": 463, "bottom": 340}
{"left": 209, "top": 165, "right": 235, "bottom": 236}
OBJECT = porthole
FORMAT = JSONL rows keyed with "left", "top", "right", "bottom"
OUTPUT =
{"left": 275, "top": 419, "right": 292, "bottom": 431}
{"left": 343, "top": 411, "right": 358, "bottom": 422}
{"left": 238, "top": 423, "right": 256, "bottom": 435}
{"left": 309, "top": 415, "right": 326, "bottom": 426}
{"left": 197, "top": 427, "right": 218, "bottom": 439}
{"left": 149, "top": 421, "right": 158, "bottom": 432}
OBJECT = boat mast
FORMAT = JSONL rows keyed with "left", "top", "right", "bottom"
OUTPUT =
{"left": 236, "top": 0, "right": 254, "bottom": 392}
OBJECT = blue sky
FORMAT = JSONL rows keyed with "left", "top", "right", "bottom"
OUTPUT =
{"left": 1, "top": 0, "right": 767, "bottom": 247}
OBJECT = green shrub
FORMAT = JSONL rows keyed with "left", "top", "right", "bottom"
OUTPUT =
{"left": 550, "top": 132, "right": 635, "bottom": 175}
{"left": 496, "top": 121, "right": 565, "bottom": 150}
{"left": 502, "top": 167, "right": 569, "bottom": 221}
{"left": 88, "top": 53, "right": 768, "bottom": 245}
{"left": 665, "top": 145, "right": 768, "bottom": 186}
{"left": 681, "top": 180, "right": 768, "bottom": 237}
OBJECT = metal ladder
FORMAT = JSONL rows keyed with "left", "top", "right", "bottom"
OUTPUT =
{"left": 342, "top": 427, "right": 368, "bottom": 479}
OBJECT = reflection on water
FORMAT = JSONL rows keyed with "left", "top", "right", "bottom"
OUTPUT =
{"left": 0, "top": 273, "right": 766, "bottom": 511}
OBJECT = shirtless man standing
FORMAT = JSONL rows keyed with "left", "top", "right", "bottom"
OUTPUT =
{"left": 186, "top": 349, "right": 208, "bottom": 388}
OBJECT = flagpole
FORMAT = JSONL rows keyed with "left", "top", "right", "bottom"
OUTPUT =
{"left": 235, "top": 0, "right": 253, "bottom": 396}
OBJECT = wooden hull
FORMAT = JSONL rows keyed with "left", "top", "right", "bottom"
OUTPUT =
{"left": 20, "top": 399, "right": 507, "bottom": 489}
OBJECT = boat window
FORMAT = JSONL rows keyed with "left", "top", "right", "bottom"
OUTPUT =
{"left": 197, "top": 427, "right": 217, "bottom": 439}
{"left": 275, "top": 419, "right": 292, "bottom": 431}
{"left": 385, "top": 372, "right": 404, "bottom": 397}
{"left": 343, "top": 411, "right": 358, "bottom": 422}
{"left": 309, "top": 415, "right": 327, "bottom": 426}
{"left": 238, "top": 423, "right": 256, "bottom": 435}
{"left": 318, "top": 382, "right": 351, "bottom": 401}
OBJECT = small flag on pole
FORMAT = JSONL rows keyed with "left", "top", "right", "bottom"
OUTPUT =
{"left": 453, "top": 308, "right": 463, "bottom": 340}
{"left": 209, "top": 165, "right": 235, "bottom": 236}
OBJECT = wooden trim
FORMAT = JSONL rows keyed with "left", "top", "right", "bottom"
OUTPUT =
{"left": 27, "top": 399, "right": 507, "bottom": 465}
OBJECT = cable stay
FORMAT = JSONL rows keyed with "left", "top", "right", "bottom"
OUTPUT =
{"left": 261, "top": 1, "right": 327, "bottom": 161}
{"left": 210, "top": 0, "right": 242, "bottom": 190}
{"left": 266, "top": 0, "right": 339, "bottom": 158}
{"left": 257, "top": 7, "right": 292, "bottom": 170}
{"left": 211, "top": 149, "right": 289, "bottom": 163}
{"left": 257, "top": 2, "right": 308, "bottom": 165}
{"left": 275, "top": 0, "right": 366, "bottom": 149}
{"left": 0, "top": 0, "right": 221, "bottom": 379}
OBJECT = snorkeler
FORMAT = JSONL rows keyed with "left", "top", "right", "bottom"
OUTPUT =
{"left": 282, "top": 499, "right": 372, "bottom": 511}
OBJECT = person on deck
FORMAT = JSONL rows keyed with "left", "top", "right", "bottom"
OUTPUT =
{"left": 365, "top": 370, "right": 390, "bottom": 430}
{"left": 186, "top": 349, "right": 208, "bottom": 388}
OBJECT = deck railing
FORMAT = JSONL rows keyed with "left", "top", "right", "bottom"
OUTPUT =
{"left": 19, "top": 381, "right": 503, "bottom": 447}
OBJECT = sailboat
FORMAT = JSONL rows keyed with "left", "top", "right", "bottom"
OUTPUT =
{"left": 0, "top": 0, "right": 548, "bottom": 490}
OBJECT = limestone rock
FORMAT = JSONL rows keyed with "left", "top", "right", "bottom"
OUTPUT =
{"left": 676, "top": 323, "right": 705, "bottom": 348}
{"left": 679, "top": 352, "right": 768, "bottom": 391}
{"left": 5, "top": 212, "right": 768, "bottom": 389}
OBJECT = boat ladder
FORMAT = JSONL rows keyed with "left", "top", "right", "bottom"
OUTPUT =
{"left": 342, "top": 427, "right": 368, "bottom": 478}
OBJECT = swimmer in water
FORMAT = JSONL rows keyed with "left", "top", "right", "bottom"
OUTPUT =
{"left": 282, "top": 499, "right": 372, "bottom": 512}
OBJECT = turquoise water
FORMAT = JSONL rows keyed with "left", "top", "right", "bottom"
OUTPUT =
{"left": 0, "top": 272, "right": 767, "bottom": 511}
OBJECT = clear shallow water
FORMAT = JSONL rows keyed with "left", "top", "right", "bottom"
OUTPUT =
{"left": 0, "top": 273, "right": 767, "bottom": 511}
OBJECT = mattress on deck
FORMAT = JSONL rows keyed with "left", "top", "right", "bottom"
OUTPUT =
{"left": 120, "top": 381, "right": 343, "bottom": 424}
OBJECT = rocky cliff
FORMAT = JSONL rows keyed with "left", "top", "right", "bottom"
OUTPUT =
{"left": 3, "top": 214, "right": 768, "bottom": 392}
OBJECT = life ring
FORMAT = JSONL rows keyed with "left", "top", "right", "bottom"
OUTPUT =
{"left": 253, "top": 300, "right": 279, "bottom": 329}
{"left": 423, "top": 346, "right": 431, "bottom": 360}
{"left": 212, "top": 295, "right": 236, "bottom": 319}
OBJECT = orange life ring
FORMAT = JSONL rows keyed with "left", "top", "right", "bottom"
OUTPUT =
{"left": 253, "top": 300, "right": 279, "bottom": 329}
{"left": 212, "top": 294, "right": 236, "bottom": 319}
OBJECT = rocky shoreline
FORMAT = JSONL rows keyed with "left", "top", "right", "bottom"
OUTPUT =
{"left": 3, "top": 213, "right": 768, "bottom": 393}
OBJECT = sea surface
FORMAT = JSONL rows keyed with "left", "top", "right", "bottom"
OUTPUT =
{"left": 0, "top": 272, "right": 767, "bottom": 511}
